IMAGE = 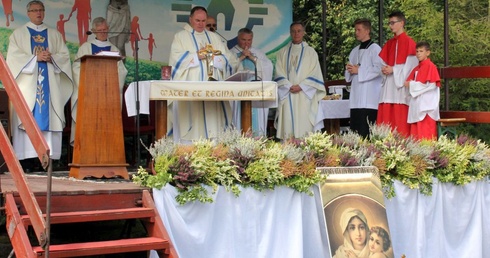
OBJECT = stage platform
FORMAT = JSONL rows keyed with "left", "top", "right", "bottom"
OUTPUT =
{"left": 0, "top": 171, "right": 146, "bottom": 194}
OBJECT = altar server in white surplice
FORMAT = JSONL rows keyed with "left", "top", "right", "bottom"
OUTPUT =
{"left": 345, "top": 18, "right": 383, "bottom": 138}
{"left": 274, "top": 21, "right": 326, "bottom": 139}
{"left": 230, "top": 27, "right": 273, "bottom": 136}
{"left": 169, "top": 6, "right": 238, "bottom": 142}
{"left": 7, "top": 0, "right": 74, "bottom": 161}
{"left": 71, "top": 17, "right": 128, "bottom": 144}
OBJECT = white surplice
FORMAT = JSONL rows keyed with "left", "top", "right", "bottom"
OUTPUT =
{"left": 345, "top": 42, "right": 383, "bottom": 110}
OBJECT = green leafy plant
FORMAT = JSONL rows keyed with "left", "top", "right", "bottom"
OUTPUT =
{"left": 133, "top": 125, "right": 490, "bottom": 205}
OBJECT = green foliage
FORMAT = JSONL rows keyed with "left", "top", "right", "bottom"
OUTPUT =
{"left": 293, "top": 0, "right": 490, "bottom": 141}
{"left": 124, "top": 58, "right": 164, "bottom": 83}
{"left": 133, "top": 126, "right": 490, "bottom": 205}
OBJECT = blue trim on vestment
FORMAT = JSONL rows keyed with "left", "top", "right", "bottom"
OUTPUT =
{"left": 173, "top": 51, "right": 189, "bottom": 79}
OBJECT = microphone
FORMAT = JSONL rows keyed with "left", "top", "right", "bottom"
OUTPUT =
{"left": 213, "top": 29, "right": 228, "bottom": 43}
{"left": 86, "top": 31, "right": 133, "bottom": 35}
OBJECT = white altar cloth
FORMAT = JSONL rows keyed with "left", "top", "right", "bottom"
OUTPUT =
{"left": 315, "top": 100, "right": 350, "bottom": 124}
{"left": 151, "top": 185, "right": 330, "bottom": 258}
{"left": 125, "top": 80, "right": 278, "bottom": 117}
{"left": 385, "top": 179, "right": 490, "bottom": 258}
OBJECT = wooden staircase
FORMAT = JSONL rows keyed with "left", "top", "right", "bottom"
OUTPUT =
{"left": 0, "top": 50, "right": 177, "bottom": 257}
{"left": 4, "top": 190, "right": 177, "bottom": 257}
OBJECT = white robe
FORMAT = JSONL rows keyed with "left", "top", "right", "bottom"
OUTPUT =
{"left": 407, "top": 81, "right": 440, "bottom": 123}
{"left": 71, "top": 38, "right": 128, "bottom": 143}
{"left": 274, "top": 41, "right": 326, "bottom": 139}
{"left": 345, "top": 43, "right": 383, "bottom": 110}
{"left": 230, "top": 45, "right": 273, "bottom": 136}
{"left": 169, "top": 24, "right": 238, "bottom": 142}
{"left": 379, "top": 56, "right": 418, "bottom": 105}
{"left": 7, "top": 22, "right": 73, "bottom": 160}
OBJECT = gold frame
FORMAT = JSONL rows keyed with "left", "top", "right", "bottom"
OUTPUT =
{"left": 317, "top": 166, "right": 394, "bottom": 258}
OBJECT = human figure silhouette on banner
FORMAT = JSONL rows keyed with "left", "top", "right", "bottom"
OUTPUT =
{"left": 68, "top": 0, "right": 91, "bottom": 45}
{"left": 130, "top": 16, "right": 144, "bottom": 58}
{"left": 57, "top": 14, "right": 70, "bottom": 43}
{"left": 2, "top": 0, "right": 14, "bottom": 27}
{"left": 144, "top": 33, "right": 157, "bottom": 61}
{"left": 107, "top": 0, "right": 131, "bottom": 57}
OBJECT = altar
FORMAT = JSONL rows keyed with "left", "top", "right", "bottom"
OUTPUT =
{"left": 125, "top": 80, "right": 278, "bottom": 138}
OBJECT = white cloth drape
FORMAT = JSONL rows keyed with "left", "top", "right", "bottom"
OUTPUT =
{"left": 151, "top": 185, "right": 330, "bottom": 258}
{"left": 385, "top": 179, "right": 490, "bottom": 258}
{"left": 316, "top": 100, "right": 350, "bottom": 123}
{"left": 150, "top": 179, "right": 490, "bottom": 258}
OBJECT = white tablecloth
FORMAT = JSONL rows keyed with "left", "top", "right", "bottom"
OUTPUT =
{"left": 151, "top": 185, "right": 330, "bottom": 258}
{"left": 315, "top": 100, "right": 350, "bottom": 124}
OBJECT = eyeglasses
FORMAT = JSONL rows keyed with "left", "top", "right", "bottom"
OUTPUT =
{"left": 206, "top": 24, "right": 217, "bottom": 28}
{"left": 28, "top": 9, "right": 45, "bottom": 13}
{"left": 387, "top": 20, "right": 401, "bottom": 26}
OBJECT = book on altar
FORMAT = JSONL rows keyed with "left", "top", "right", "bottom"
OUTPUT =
{"left": 225, "top": 70, "right": 256, "bottom": 82}
{"left": 95, "top": 51, "right": 121, "bottom": 57}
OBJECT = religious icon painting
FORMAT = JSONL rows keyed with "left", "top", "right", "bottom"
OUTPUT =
{"left": 161, "top": 66, "right": 172, "bottom": 80}
{"left": 317, "top": 166, "right": 395, "bottom": 258}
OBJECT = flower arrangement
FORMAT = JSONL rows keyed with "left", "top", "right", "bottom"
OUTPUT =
{"left": 132, "top": 124, "right": 490, "bottom": 204}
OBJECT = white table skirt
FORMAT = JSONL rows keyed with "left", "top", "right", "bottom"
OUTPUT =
{"left": 315, "top": 100, "right": 350, "bottom": 125}
{"left": 151, "top": 185, "right": 330, "bottom": 258}
{"left": 385, "top": 179, "right": 490, "bottom": 258}
{"left": 151, "top": 179, "right": 490, "bottom": 258}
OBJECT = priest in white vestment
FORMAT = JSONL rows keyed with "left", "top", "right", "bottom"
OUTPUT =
{"left": 230, "top": 27, "right": 273, "bottom": 137}
{"left": 7, "top": 1, "right": 73, "bottom": 161}
{"left": 71, "top": 17, "right": 128, "bottom": 144}
{"left": 169, "top": 6, "right": 238, "bottom": 142}
{"left": 274, "top": 22, "right": 326, "bottom": 139}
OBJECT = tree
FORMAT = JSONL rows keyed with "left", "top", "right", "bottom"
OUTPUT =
{"left": 293, "top": 0, "right": 490, "bottom": 141}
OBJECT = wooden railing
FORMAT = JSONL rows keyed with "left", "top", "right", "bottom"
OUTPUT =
{"left": 324, "top": 66, "right": 490, "bottom": 124}
{"left": 439, "top": 66, "right": 490, "bottom": 123}
{"left": 0, "top": 53, "right": 51, "bottom": 249}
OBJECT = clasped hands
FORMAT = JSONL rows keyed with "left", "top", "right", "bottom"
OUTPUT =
{"left": 36, "top": 49, "right": 52, "bottom": 62}
{"left": 289, "top": 84, "right": 302, "bottom": 93}
{"left": 346, "top": 63, "right": 359, "bottom": 74}
{"left": 381, "top": 65, "right": 393, "bottom": 75}
{"left": 239, "top": 47, "right": 256, "bottom": 62}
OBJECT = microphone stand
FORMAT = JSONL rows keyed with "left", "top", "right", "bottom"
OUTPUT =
{"left": 252, "top": 58, "right": 259, "bottom": 82}
{"left": 134, "top": 38, "right": 141, "bottom": 167}
{"left": 246, "top": 56, "right": 259, "bottom": 82}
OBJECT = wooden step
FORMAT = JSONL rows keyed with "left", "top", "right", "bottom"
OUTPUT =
{"left": 32, "top": 237, "right": 169, "bottom": 257}
{"left": 21, "top": 207, "right": 155, "bottom": 225}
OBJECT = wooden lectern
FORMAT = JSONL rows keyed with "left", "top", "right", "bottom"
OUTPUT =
{"left": 69, "top": 55, "right": 128, "bottom": 179}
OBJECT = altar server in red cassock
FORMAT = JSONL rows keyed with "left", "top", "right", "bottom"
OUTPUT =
{"left": 404, "top": 41, "right": 440, "bottom": 140}
{"left": 376, "top": 11, "right": 418, "bottom": 137}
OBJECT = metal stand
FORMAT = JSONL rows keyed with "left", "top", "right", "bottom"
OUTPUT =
{"left": 134, "top": 39, "right": 141, "bottom": 166}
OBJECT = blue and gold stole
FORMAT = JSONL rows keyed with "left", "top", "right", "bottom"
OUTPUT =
{"left": 29, "top": 27, "right": 49, "bottom": 131}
